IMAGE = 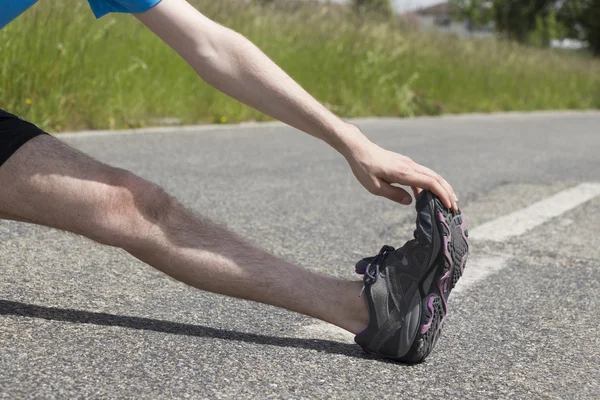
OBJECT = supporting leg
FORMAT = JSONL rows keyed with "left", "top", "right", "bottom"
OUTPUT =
{"left": 0, "top": 135, "right": 368, "bottom": 333}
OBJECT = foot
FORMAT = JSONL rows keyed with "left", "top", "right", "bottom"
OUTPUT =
{"left": 354, "top": 190, "right": 469, "bottom": 363}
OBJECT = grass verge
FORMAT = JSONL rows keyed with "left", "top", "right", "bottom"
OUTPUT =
{"left": 1, "top": 0, "right": 599, "bottom": 132}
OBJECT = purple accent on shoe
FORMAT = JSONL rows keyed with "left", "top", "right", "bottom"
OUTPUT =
{"left": 435, "top": 314, "right": 446, "bottom": 336}
{"left": 356, "top": 326, "right": 369, "bottom": 337}
{"left": 437, "top": 270, "right": 451, "bottom": 312}
{"left": 419, "top": 296, "right": 435, "bottom": 334}
{"left": 421, "top": 210, "right": 451, "bottom": 336}
{"left": 433, "top": 270, "right": 451, "bottom": 335}
{"left": 356, "top": 268, "right": 366, "bottom": 275}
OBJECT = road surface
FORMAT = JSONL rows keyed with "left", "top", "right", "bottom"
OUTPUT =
{"left": 1, "top": 111, "right": 599, "bottom": 399}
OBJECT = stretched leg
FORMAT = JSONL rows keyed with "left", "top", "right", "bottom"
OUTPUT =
{"left": 0, "top": 133, "right": 368, "bottom": 333}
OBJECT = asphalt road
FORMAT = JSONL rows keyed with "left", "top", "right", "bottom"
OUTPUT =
{"left": 1, "top": 111, "right": 599, "bottom": 399}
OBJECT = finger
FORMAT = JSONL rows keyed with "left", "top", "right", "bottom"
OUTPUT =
{"left": 414, "top": 164, "right": 456, "bottom": 200}
{"left": 376, "top": 180, "right": 413, "bottom": 205}
{"left": 382, "top": 163, "right": 454, "bottom": 210}
{"left": 411, "top": 164, "right": 458, "bottom": 210}
{"left": 401, "top": 174, "right": 453, "bottom": 210}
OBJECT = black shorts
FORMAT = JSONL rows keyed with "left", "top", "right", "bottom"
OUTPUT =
{"left": 0, "top": 109, "right": 47, "bottom": 167}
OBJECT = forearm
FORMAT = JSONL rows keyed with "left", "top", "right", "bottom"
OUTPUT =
{"left": 138, "top": 0, "right": 457, "bottom": 213}
{"left": 194, "top": 29, "right": 365, "bottom": 153}
{"left": 137, "top": 0, "right": 367, "bottom": 157}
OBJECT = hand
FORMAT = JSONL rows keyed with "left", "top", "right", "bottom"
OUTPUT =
{"left": 344, "top": 138, "right": 458, "bottom": 210}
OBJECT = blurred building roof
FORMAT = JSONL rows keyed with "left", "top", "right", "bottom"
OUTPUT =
{"left": 416, "top": 2, "right": 458, "bottom": 16}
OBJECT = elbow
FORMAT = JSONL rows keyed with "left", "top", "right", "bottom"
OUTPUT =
{"left": 191, "top": 26, "right": 240, "bottom": 66}
{"left": 189, "top": 28, "right": 246, "bottom": 83}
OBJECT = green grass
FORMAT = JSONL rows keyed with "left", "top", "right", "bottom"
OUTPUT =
{"left": 1, "top": 0, "right": 599, "bottom": 132}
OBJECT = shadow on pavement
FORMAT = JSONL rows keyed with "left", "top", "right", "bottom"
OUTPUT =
{"left": 0, "top": 299, "right": 379, "bottom": 361}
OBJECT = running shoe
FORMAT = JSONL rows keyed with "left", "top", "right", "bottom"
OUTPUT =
{"left": 354, "top": 190, "right": 469, "bottom": 363}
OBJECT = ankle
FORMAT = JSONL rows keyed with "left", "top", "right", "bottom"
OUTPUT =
{"left": 332, "top": 280, "right": 369, "bottom": 335}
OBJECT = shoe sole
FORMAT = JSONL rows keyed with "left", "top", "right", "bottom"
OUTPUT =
{"left": 397, "top": 196, "right": 469, "bottom": 363}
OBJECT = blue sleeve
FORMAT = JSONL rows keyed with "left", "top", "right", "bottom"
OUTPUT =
{"left": 87, "top": 0, "right": 163, "bottom": 19}
{"left": 0, "top": 0, "right": 38, "bottom": 30}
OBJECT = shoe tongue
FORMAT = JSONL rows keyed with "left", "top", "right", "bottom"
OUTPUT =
{"left": 415, "top": 191, "right": 433, "bottom": 242}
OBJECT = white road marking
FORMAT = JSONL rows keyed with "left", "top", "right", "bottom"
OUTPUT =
{"left": 469, "top": 182, "right": 600, "bottom": 242}
{"left": 298, "top": 255, "right": 509, "bottom": 340}
{"left": 298, "top": 322, "right": 355, "bottom": 344}
{"left": 299, "top": 183, "right": 600, "bottom": 338}
{"left": 452, "top": 255, "right": 507, "bottom": 294}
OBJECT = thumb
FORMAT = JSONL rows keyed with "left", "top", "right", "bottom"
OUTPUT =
{"left": 377, "top": 181, "right": 412, "bottom": 205}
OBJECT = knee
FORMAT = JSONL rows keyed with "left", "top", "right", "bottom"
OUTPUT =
{"left": 95, "top": 170, "right": 174, "bottom": 249}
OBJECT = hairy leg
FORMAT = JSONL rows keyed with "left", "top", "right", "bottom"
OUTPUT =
{"left": 0, "top": 135, "right": 368, "bottom": 333}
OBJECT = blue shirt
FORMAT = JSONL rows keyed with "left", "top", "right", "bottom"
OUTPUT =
{"left": 1, "top": 0, "right": 162, "bottom": 30}
{"left": 1, "top": 0, "right": 38, "bottom": 29}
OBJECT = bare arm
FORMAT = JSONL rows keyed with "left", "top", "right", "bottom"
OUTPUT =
{"left": 136, "top": 0, "right": 458, "bottom": 209}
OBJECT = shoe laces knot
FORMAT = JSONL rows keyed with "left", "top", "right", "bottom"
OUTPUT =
{"left": 359, "top": 245, "right": 395, "bottom": 297}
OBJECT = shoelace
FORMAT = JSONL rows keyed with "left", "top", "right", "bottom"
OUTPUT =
{"left": 359, "top": 245, "right": 395, "bottom": 297}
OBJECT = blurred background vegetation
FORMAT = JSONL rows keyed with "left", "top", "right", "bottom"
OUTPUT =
{"left": 450, "top": 0, "right": 600, "bottom": 54}
{"left": 0, "top": 0, "right": 598, "bottom": 132}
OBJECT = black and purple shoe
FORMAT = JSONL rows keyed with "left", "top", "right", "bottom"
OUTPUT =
{"left": 354, "top": 190, "right": 469, "bottom": 363}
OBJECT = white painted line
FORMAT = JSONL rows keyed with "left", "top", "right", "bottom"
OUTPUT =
{"left": 469, "top": 182, "right": 600, "bottom": 242}
{"left": 298, "top": 255, "right": 509, "bottom": 339}
{"left": 297, "top": 184, "right": 600, "bottom": 339}
{"left": 298, "top": 256, "right": 508, "bottom": 339}
{"left": 297, "top": 322, "right": 355, "bottom": 344}
{"left": 452, "top": 255, "right": 507, "bottom": 294}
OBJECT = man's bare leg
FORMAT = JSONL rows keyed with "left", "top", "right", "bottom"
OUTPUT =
{"left": 0, "top": 135, "right": 368, "bottom": 334}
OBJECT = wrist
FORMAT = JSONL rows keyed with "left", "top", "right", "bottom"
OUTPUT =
{"left": 333, "top": 123, "right": 371, "bottom": 160}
